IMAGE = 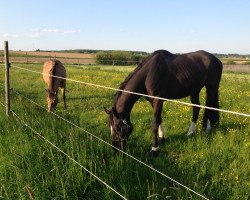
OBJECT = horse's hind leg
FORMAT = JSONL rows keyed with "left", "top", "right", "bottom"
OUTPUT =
{"left": 187, "top": 94, "right": 200, "bottom": 136}
{"left": 202, "top": 87, "right": 219, "bottom": 132}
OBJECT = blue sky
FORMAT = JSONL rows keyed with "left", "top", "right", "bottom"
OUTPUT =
{"left": 1, "top": 0, "right": 250, "bottom": 54}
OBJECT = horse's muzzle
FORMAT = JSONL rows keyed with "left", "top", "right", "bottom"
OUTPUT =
{"left": 48, "top": 106, "right": 55, "bottom": 113}
{"left": 112, "top": 140, "right": 126, "bottom": 151}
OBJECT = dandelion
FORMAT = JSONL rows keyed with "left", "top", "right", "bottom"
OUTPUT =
{"left": 235, "top": 175, "right": 239, "bottom": 183}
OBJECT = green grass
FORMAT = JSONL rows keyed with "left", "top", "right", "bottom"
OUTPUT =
{"left": 0, "top": 64, "right": 249, "bottom": 199}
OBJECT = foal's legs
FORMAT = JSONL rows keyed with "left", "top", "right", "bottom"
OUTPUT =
{"left": 187, "top": 94, "right": 200, "bottom": 136}
{"left": 61, "top": 84, "right": 66, "bottom": 109}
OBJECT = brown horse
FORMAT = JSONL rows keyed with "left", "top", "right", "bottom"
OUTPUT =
{"left": 43, "top": 60, "right": 66, "bottom": 112}
{"left": 105, "top": 50, "right": 223, "bottom": 155}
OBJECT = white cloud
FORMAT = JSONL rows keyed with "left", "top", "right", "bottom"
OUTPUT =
{"left": 2, "top": 33, "right": 9, "bottom": 38}
{"left": 12, "top": 34, "right": 19, "bottom": 38}
{"left": 41, "top": 28, "right": 60, "bottom": 33}
{"left": 62, "top": 29, "right": 81, "bottom": 34}
{"left": 30, "top": 33, "right": 40, "bottom": 38}
{"left": 28, "top": 28, "right": 81, "bottom": 38}
{"left": 2, "top": 33, "right": 20, "bottom": 38}
{"left": 189, "top": 29, "right": 197, "bottom": 34}
{"left": 1, "top": 28, "right": 81, "bottom": 44}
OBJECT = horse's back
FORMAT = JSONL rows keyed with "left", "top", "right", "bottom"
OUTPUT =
{"left": 145, "top": 50, "right": 222, "bottom": 98}
{"left": 43, "top": 60, "right": 66, "bottom": 90}
{"left": 186, "top": 50, "right": 222, "bottom": 70}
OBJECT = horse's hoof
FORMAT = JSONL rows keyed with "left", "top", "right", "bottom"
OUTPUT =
{"left": 149, "top": 150, "right": 159, "bottom": 157}
{"left": 186, "top": 131, "right": 195, "bottom": 137}
{"left": 158, "top": 137, "right": 165, "bottom": 145}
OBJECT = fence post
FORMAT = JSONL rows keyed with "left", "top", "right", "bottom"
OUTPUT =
{"left": 26, "top": 52, "right": 28, "bottom": 63}
{"left": 4, "top": 41, "right": 10, "bottom": 116}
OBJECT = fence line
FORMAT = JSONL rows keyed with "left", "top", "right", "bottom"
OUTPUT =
{"left": 6, "top": 87, "right": 209, "bottom": 200}
{"left": 1, "top": 55, "right": 141, "bottom": 65}
{"left": 0, "top": 100, "right": 127, "bottom": 200}
{"left": 12, "top": 65, "right": 250, "bottom": 118}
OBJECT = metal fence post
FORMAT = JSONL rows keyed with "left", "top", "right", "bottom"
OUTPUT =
{"left": 4, "top": 41, "right": 10, "bottom": 116}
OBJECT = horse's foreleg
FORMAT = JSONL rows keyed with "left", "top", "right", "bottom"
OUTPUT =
{"left": 187, "top": 94, "right": 200, "bottom": 137}
{"left": 158, "top": 124, "right": 165, "bottom": 144}
{"left": 151, "top": 100, "right": 163, "bottom": 154}
{"left": 148, "top": 99, "right": 165, "bottom": 146}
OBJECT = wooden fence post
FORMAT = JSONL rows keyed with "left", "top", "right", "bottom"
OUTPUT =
{"left": 4, "top": 41, "right": 10, "bottom": 116}
{"left": 26, "top": 52, "right": 28, "bottom": 63}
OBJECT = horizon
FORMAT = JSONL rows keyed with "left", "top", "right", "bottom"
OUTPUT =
{"left": 1, "top": 0, "right": 250, "bottom": 54}
{"left": 5, "top": 48, "right": 250, "bottom": 56}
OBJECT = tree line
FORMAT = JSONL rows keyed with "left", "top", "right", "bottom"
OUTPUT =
{"left": 95, "top": 51, "right": 148, "bottom": 65}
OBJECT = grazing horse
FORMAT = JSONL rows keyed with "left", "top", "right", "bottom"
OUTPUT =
{"left": 43, "top": 60, "right": 66, "bottom": 112}
{"left": 105, "top": 50, "right": 223, "bottom": 154}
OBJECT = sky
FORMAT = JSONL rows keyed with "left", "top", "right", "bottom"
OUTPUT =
{"left": 1, "top": 0, "right": 250, "bottom": 54}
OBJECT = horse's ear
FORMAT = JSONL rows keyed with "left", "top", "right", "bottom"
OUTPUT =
{"left": 104, "top": 107, "right": 111, "bottom": 114}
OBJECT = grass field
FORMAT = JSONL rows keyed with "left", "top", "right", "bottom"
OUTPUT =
{"left": 0, "top": 63, "right": 249, "bottom": 199}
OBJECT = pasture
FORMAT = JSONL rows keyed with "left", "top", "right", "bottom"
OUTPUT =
{"left": 0, "top": 63, "right": 249, "bottom": 199}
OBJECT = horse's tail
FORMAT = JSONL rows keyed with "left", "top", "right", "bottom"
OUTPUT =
{"left": 202, "top": 56, "right": 222, "bottom": 128}
{"left": 210, "top": 89, "right": 220, "bottom": 125}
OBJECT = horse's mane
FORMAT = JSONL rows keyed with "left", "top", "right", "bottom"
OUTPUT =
{"left": 113, "top": 50, "right": 171, "bottom": 106}
{"left": 119, "top": 50, "right": 169, "bottom": 90}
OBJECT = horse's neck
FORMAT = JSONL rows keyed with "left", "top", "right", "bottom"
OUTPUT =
{"left": 115, "top": 77, "right": 147, "bottom": 119}
{"left": 115, "top": 93, "right": 139, "bottom": 120}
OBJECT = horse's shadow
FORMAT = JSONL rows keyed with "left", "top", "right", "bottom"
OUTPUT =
{"left": 129, "top": 120, "right": 248, "bottom": 156}
{"left": 218, "top": 121, "right": 249, "bottom": 132}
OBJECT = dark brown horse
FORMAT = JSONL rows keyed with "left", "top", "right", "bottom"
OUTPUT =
{"left": 105, "top": 50, "right": 223, "bottom": 155}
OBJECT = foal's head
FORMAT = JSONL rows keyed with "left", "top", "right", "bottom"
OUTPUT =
{"left": 46, "top": 89, "right": 58, "bottom": 112}
{"left": 105, "top": 107, "right": 133, "bottom": 151}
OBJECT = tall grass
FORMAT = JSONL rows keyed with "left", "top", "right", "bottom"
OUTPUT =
{"left": 0, "top": 64, "right": 249, "bottom": 199}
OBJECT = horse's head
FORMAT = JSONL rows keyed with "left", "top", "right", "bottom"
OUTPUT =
{"left": 105, "top": 107, "right": 133, "bottom": 151}
{"left": 45, "top": 89, "right": 58, "bottom": 112}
